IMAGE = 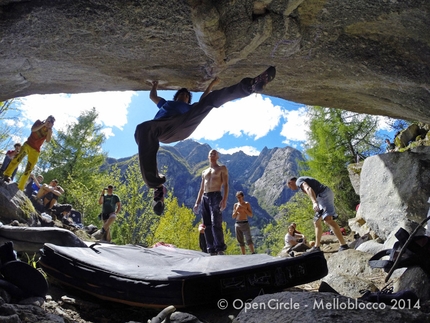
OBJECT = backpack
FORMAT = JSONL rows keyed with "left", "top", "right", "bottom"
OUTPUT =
{"left": 369, "top": 227, "right": 430, "bottom": 274}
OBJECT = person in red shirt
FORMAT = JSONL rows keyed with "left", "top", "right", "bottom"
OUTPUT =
{"left": 0, "top": 143, "right": 21, "bottom": 180}
{"left": 2, "top": 116, "right": 55, "bottom": 190}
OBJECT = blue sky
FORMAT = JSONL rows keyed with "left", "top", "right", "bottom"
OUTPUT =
{"left": 3, "top": 90, "right": 392, "bottom": 159}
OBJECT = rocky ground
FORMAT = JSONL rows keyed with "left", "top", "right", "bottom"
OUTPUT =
{"left": 40, "top": 276, "right": 324, "bottom": 323}
{"left": 6, "top": 233, "right": 426, "bottom": 323}
{"left": 3, "top": 233, "right": 425, "bottom": 323}
{"left": 37, "top": 282, "right": 244, "bottom": 323}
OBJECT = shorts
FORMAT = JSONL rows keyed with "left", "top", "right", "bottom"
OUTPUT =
{"left": 315, "top": 187, "right": 337, "bottom": 221}
{"left": 99, "top": 212, "right": 117, "bottom": 221}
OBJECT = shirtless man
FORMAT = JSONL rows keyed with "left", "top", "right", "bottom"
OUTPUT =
{"left": 194, "top": 150, "right": 228, "bottom": 255}
{"left": 232, "top": 191, "right": 255, "bottom": 255}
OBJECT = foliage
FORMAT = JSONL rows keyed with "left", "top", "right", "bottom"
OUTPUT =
{"left": 0, "top": 99, "right": 21, "bottom": 152}
{"left": 111, "top": 158, "right": 159, "bottom": 246}
{"left": 151, "top": 197, "right": 198, "bottom": 249}
{"left": 223, "top": 223, "right": 242, "bottom": 255}
{"left": 24, "top": 252, "right": 38, "bottom": 269}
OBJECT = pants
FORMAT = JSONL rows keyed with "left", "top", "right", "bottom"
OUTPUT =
{"left": 235, "top": 222, "right": 253, "bottom": 246}
{"left": 0, "top": 155, "right": 18, "bottom": 179}
{"left": 201, "top": 191, "right": 226, "bottom": 253}
{"left": 134, "top": 78, "right": 252, "bottom": 188}
{"left": 4, "top": 142, "right": 39, "bottom": 191}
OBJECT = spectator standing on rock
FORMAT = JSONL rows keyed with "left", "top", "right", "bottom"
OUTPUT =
{"left": 232, "top": 191, "right": 255, "bottom": 255}
{"left": 0, "top": 143, "right": 21, "bottom": 180}
{"left": 98, "top": 185, "right": 121, "bottom": 242}
{"left": 287, "top": 176, "right": 349, "bottom": 252}
{"left": 2, "top": 116, "right": 54, "bottom": 190}
{"left": 193, "top": 150, "right": 229, "bottom": 255}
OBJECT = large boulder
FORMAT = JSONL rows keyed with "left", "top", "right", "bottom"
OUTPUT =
{"left": 0, "top": 1, "right": 430, "bottom": 124}
{"left": 359, "top": 146, "right": 430, "bottom": 240}
{"left": 0, "top": 181, "right": 34, "bottom": 223}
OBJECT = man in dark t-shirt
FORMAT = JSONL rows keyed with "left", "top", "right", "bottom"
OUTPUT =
{"left": 287, "top": 176, "right": 348, "bottom": 252}
{"left": 98, "top": 184, "right": 121, "bottom": 242}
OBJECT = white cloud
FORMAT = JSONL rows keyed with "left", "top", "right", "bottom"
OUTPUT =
{"left": 190, "top": 94, "right": 283, "bottom": 141}
{"left": 217, "top": 145, "right": 260, "bottom": 156}
{"left": 280, "top": 106, "right": 309, "bottom": 144}
{"left": 16, "top": 91, "right": 136, "bottom": 137}
{"left": 376, "top": 116, "right": 393, "bottom": 132}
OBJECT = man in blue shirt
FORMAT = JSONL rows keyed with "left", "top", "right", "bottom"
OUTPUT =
{"left": 135, "top": 66, "right": 276, "bottom": 215}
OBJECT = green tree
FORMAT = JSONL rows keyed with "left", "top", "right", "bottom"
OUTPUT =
{"left": 152, "top": 197, "right": 198, "bottom": 249}
{"left": 0, "top": 100, "right": 21, "bottom": 151}
{"left": 111, "top": 158, "right": 159, "bottom": 246}
{"left": 223, "top": 223, "right": 241, "bottom": 255}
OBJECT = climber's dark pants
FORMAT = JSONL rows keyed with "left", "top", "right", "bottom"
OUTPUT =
{"left": 134, "top": 78, "right": 252, "bottom": 188}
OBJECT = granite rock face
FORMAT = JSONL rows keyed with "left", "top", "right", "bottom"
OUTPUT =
{"left": 1, "top": 0, "right": 429, "bottom": 122}
{"left": 358, "top": 146, "right": 430, "bottom": 240}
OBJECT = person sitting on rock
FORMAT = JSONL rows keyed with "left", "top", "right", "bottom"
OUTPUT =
{"left": 35, "top": 179, "right": 64, "bottom": 212}
{"left": 25, "top": 173, "right": 44, "bottom": 199}
{"left": 284, "top": 224, "right": 310, "bottom": 254}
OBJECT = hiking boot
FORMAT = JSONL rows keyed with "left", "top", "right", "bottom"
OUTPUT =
{"left": 2, "top": 175, "right": 11, "bottom": 183}
{"left": 250, "top": 66, "right": 276, "bottom": 93}
{"left": 307, "top": 246, "right": 321, "bottom": 253}
{"left": 339, "top": 244, "right": 349, "bottom": 251}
